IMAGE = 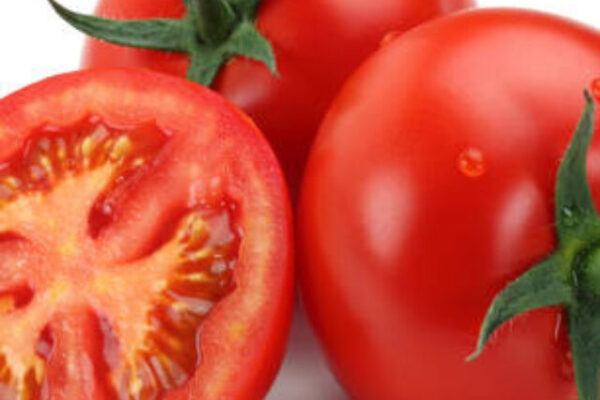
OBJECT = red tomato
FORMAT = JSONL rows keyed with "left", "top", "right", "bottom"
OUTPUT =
{"left": 0, "top": 68, "right": 293, "bottom": 400}
{"left": 82, "top": 0, "right": 474, "bottom": 197}
{"left": 299, "top": 9, "right": 600, "bottom": 400}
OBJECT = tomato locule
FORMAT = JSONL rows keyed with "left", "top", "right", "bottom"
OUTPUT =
{"left": 0, "top": 68, "right": 293, "bottom": 400}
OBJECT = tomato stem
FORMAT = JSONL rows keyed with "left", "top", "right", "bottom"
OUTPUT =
{"left": 469, "top": 91, "right": 600, "bottom": 400}
{"left": 190, "top": 0, "right": 237, "bottom": 44}
{"left": 47, "top": 0, "right": 278, "bottom": 86}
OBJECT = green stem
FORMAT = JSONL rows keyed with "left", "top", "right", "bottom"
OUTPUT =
{"left": 48, "top": 0, "right": 277, "bottom": 87}
{"left": 193, "top": 0, "right": 236, "bottom": 44}
{"left": 469, "top": 91, "right": 600, "bottom": 400}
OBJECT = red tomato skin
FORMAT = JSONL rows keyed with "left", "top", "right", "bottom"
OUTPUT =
{"left": 299, "top": 9, "right": 600, "bottom": 400}
{"left": 82, "top": 0, "right": 474, "bottom": 197}
{"left": 0, "top": 68, "right": 294, "bottom": 400}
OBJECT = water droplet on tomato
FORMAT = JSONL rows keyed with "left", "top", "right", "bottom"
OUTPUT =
{"left": 592, "top": 78, "right": 600, "bottom": 102}
{"left": 379, "top": 31, "right": 403, "bottom": 47}
{"left": 457, "top": 148, "right": 486, "bottom": 178}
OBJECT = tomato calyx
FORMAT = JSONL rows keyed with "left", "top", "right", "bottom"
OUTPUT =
{"left": 48, "top": 0, "right": 277, "bottom": 85}
{"left": 469, "top": 91, "right": 600, "bottom": 400}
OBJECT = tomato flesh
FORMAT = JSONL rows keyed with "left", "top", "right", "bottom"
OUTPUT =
{"left": 0, "top": 117, "right": 241, "bottom": 399}
{"left": 0, "top": 69, "right": 293, "bottom": 400}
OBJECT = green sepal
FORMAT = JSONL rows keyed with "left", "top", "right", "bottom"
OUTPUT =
{"left": 48, "top": 0, "right": 192, "bottom": 52}
{"left": 569, "top": 299, "right": 600, "bottom": 400}
{"left": 470, "top": 92, "right": 600, "bottom": 400}
{"left": 220, "top": 20, "right": 278, "bottom": 76}
{"left": 192, "top": 0, "right": 237, "bottom": 44}
{"left": 186, "top": 20, "right": 277, "bottom": 85}
{"left": 227, "top": 0, "right": 262, "bottom": 18}
{"left": 467, "top": 255, "right": 573, "bottom": 362}
{"left": 187, "top": 47, "right": 227, "bottom": 88}
{"left": 48, "top": 0, "right": 278, "bottom": 87}
{"left": 556, "top": 91, "right": 600, "bottom": 240}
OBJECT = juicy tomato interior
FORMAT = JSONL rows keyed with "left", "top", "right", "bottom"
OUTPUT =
{"left": 0, "top": 117, "right": 241, "bottom": 399}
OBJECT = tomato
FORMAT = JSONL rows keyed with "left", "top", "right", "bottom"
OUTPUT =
{"left": 0, "top": 68, "right": 293, "bottom": 400}
{"left": 76, "top": 0, "right": 474, "bottom": 197}
{"left": 298, "top": 9, "right": 600, "bottom": 400}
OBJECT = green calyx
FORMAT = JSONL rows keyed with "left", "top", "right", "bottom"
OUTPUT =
{"left": 48, "top": 0, "right": 278, "bottom": 86}
{"left": 468, "top": 91, "right": 600, "bottom": 400}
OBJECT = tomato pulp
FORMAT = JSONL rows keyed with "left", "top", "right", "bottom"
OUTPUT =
{"left": 80, "top": 0, "right": 474, "bottom": 197}
{"left": 0, "top": 69, "right": 293, "bottom": 400}
{"left": 299, "top": 9, "right": 600, "bottom": 400}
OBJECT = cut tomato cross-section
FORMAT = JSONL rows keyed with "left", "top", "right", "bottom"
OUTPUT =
{"left": 0, "top": 69, "right": 293, "bottom": 400}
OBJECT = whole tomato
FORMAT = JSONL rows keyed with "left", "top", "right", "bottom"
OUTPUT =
{"left": 51, "top": 0, "right": 474, "bottom": 197}
{"left": 299, "top": 9, "right": 600, "bottom": 400}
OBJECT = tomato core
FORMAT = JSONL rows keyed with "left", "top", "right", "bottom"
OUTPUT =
{"left": 0, "top": 117, "right": 241, "bottom": 399}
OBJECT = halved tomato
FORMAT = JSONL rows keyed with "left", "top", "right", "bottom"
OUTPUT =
{"left": 0, "top": 68, "right": 293, "bottom": 400}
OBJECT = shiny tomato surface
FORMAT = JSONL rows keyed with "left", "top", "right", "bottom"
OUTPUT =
{"left": 82, "top": 0, "right": 474, "bottom": 196}
{"left": 299, "top": 9, "right": 600, "bottom": 400}
{"left": 0, "top": 69, "right": 293, "bottom": 400}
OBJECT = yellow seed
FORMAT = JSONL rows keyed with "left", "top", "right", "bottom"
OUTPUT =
{"left": 171, "top": 300, "right": 188, "bottom": 313}
{"left": 81, "top": 136, "right": 94, "bottom": 159}
{"left": 129, "top": 365, "right": 143, "bottom": 395}
{"left": 182, "top": 272, "right": 211, "bottom": 283}
{"left": 56, "top": 138, "right": 67, "bottom": 161}
{"left": 110, "top": 135, "right": 133, "bottom": 161}
{"left": 186, "top": 248, "right": 212, "bottom": 262}
{"left": 32, "top": 359, "right": 44, "bottom": 384}
{"left": 3, "top": 176, "right": 21, "bottom": 189}
{"left": 188, "top": 215, "right": 207, "bottom": 245}
{"left": 153, "top": 330, "right": 182, "bottom": 352}
{"left": 0, "top": 297, "right": 14, "bottom": 314}
{"left": 39, "top": 156, "right": 54, "bottom": 176}
{"left": 132, "top": 157, "right": 145, "bottom": 168}
{"left": 177, "top": 214, "right": 199, "bottom": 243}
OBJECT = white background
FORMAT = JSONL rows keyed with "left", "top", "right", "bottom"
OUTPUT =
{"left": 0, "top": 1, "right": 599, "bottom": 399}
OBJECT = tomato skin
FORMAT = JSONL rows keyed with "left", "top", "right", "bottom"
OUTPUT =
{"left": 82, "top": 0, "right": 474, "bottom": 197}
{"left": 299, "top": 9, "right": 600, "bottom": 400}
{"left": 0, "top": 68, "right": 294, "bottom": 400}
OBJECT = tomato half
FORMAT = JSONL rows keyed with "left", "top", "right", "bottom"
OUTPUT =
{"left": 299, "top": 9, "right": 600, "bottom": 400}
{"left": 0, "top": 68, "right": 293, "bottom": 400}
{"left": 80, "top": 0, "right": 475, "bottom": 197}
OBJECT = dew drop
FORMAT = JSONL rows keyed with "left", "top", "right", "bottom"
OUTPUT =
{"left": 592, "top": 78, "right": 600, "bottom": 102}
{"left": 457, "top": 148, "right": 486, "bottom": 178}
{"left": 379, "top": 30, "right": 403, "bottom": 48}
